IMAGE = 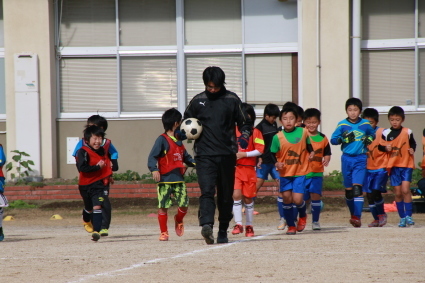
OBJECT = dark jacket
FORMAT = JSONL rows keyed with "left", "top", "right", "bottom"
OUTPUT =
{"left": 184, "top": 87, "right": 252, "bottom": 156}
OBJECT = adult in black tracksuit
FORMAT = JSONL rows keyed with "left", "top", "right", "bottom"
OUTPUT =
{"left": 184, "top": 66, "right": 252, "bottom": 244}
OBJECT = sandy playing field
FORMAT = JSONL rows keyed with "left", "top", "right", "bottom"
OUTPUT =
{"left": 1, "top": 204, "right": 425, "bottom": 283}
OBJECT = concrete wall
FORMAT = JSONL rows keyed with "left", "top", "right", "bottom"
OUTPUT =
{"left": 4, "top": 0, "right": 57, "bottom": 178}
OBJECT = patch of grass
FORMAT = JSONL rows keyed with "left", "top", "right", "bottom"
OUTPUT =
{"left": 323, "top": 170, "right": 344, "bottom": 191}
{"left": 8, "top": 200, "right": 38, "bottom": 209}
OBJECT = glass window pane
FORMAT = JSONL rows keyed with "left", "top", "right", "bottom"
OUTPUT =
{"left": 121, "top": 56, "right": 177, "bottom": 112}
{"left": 362, "top": 50, "right": 414, "bottom": 106}
{"left": 60, "top": 58, "right": 117, "bottom": 112}
{"left": 419, "top": 48, "right": 425, "bottom": 105}
{"left": 246, "top": 54, "right": 292, "bottom": 105}
{"left": 362, "top": 0, "right": 414, "bottom": 40}
{"left": 184, "top": 0, "right": 241, "bottom": 45}
{"left": 119, "top": 0, "right": 176, "bottom": 46}
{"left": 244, "top": 0, "right": 297, "bottom": 44}
{"left": 59, "top": 0, "right": 116, "bottom": 47}
{"left": 186, "top": 55, "right": 243, "bottom": 103}
{"left": 418, "top": 0, "right": 425, "bottom": 37}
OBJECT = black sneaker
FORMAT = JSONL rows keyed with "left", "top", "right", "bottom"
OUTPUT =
{"left": 201, "top": 224, "right": 214, "bottom": 245}
{"left": 217, "top": 230, "right": 228, "bottom": 244}
{"left": 0, "top": 227, "right": 4, "bottom": 241}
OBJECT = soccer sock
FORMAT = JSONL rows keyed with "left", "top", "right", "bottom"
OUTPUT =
{"left": 404, "top": 202, "right": 413, "bottom": 217}
{"left": 292, "top": 204, "right": 298, "bottom": 221}
{"left": 375, "top": 198, "right": 385, "bottom": 216}
{"left": 277, "top": 197, "right": 284, "bottom": 219}
{"left": 369, "top": 203, "right": 378, "bottom": 220}
{"left": 245, "top": 202, "right": 254, "bottom": 226}
{"left": 175, "top": 207, "right": 187, "bottom": 223}
{"left": 353, "top": 197, "right": 364, "bottom": 218}
{"left": 92, "top": 209, "right": 102, "bottom": 233}
{"left": 311, "top": 200, "right": 321, "bottom": 222}
{"left": 345, "top": 196, "right": 354, "bottom": 216}
{"left": 283, "top": 203, "right": 295, "bottom": 227}
{"left": 158, "top": 212, "right": 168, "bottom": 233}
{"left": 296, "top": 201, "right": 307, "bottom": 218}
{"left": 82, "top": 209, "right": 91, "bottom": 223}
{"left": 233, "top": 200, "right": 243, "bottom": 225}
{"left": 396, "top": 201, "right": 406, "bottom": 218}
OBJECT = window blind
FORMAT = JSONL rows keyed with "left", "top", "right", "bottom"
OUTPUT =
{"left": 60, "top": 58, "right": 117, "bottom": 112}
{"left": 121, "top": 56, "right": 177, "bottom": 112}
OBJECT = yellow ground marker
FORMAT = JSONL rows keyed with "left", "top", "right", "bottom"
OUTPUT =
{"left": 3, "top": 216, "right": 15, "bottom": 221}
{"left": 50, "top": 214, "right": 63, "bottom": 220}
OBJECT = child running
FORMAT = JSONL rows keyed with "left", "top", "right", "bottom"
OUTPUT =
{"left": 330, "top": 98, "right": 375, "bottom": 227}
{"left": 147, "top": 108, "right": 196, "bottom": 241}
{"left": 76, "top": 125, "right": 118, "bottom": 241}
{"left": 361, "top": 108, "right": 388, "bottom": 227}
{"left": 232, "top": 103, "right": 264, "bottom": 237}
{"left": 73, "top": 115, "right": 119, "bottom": 237}
{"left": 378, "top": 106, "right": 416, "bottom": 227}
{"left": 270, "top": 105, "right": 312, "bottom": 235}
{"left": 303, "top": 108, "right": 331, "bottom": 230}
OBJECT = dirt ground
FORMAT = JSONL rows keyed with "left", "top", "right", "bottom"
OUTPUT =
{"left": 1, "top": 200, "right": 425, "bottom": 283}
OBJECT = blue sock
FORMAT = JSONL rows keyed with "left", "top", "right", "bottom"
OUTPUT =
{"left": 369, "top": 203, "right": 378, "bottom": 220}
{"left": 283, "top": 203, "right": 295, "bottom": 227}
{"left": 277, "top": 197, "right": 284, "bottom": 218}
{"left": 92, "top": 209, "right": 102, "bottom": 233}
{"left": 292, "top": 204, "right": 298, "bottom": 220}
{"left": 375, "top": 198, "right": 385, "bottom": 215}
{"left": 404, "top": 202, "right": 413, "bottom": 217}
{"left": 311, "top": 200, "right": 321, "bottom": 222}
{"left": 345, "top": 197, "right": 354, "bottom": 216}
{"left": 297, "top": 201, "right": 307, "bottom": 218}
{"left": 354, "top": 197, "right": 364, "bottom": 218}
{"left": 396, "top": 201, "right": 406, "bottom": 218}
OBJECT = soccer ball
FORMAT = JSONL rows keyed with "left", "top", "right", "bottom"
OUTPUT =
{"left": 180, "top": 118, "right": 203, "bottom": 140}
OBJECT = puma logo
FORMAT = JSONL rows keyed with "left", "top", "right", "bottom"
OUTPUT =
{"left": 286, "top": 149, "right": 306, "bottom": 165}
{"left": 199, "top": 101, "right": 206, "bottom": 106}
{"left": 391, "top": 142, "right": 406, "bottom": 158}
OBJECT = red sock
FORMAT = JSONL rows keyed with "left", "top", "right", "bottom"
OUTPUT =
{"left": 158, "top": 213, "right": 168, "bottom": 233}
{"left": 175, "top": 207, "right": 188, "bottom": 223}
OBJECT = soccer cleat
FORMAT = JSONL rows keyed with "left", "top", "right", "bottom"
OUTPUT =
{"left": 349, "top": 216, "right": 361, "bottom": 228}
{"left": 91, "top": 232, "right": 100, "bottom": 242}
{"left": 398, "top": 217, "right": 407, "bottom": 227}
{"left": 0, "top": 227, "right": 4, "bottom": 241}
{"left": 245, "top": 225, "right": 254, "bottom": 237}
{"left": 406, "top": 216, "right": 415, "bottom": 226}
{"left": 312, "top": 222, "right": 321, "bottom": 230}
{"left": 159, "top": 231, "right": 169, "bottom": 241}
{"left": 297, "top": 216, "right": 307, "bottom": 232}
{"left": 378, "top": 214, "right": 387, "bottom": 227}
{"left": 231, "top": 224, "right": 244, "bottom": 235}
{"left": 201, "top": 224, "right": 214, "bottom": 245}
{"left": 277, "top": 218, "right": 287, "bottom": 230}
{"left": 99, "top": 229, "right": 109, "bottom": 236}
{"left": 217, "top": 231, "right": 228, "bottom": 244}
{"left": 368, "top": 220, "right": 379, "bottom": 227}
{"left": 83, "top": 221, "right": 94, "bottom": 233}
{"left": 286, "top": 226, "right": 297, "bottom": 235}
{"left": 174, "top": 215, "right": 184, "bottom": 237}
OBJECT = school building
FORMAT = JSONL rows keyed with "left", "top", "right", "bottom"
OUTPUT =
{"left": 0, "top": 0, "right": 423, "bottom": 179}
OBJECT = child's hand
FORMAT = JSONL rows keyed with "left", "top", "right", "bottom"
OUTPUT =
{"left": 236, "top": 152, "right": 246, "bottom": 160}
{"left": 152, "top": 171, "right": 160, "bottom": 182}
{"left": 322, "top": 156, "right": 331, "bottom": 167}
{"left": 97, "top": 160, "right": 105, "bottom": 168}
{"left": 385, "top": 145, "right": 392, "bottom": 152}
{"left": 256, "top": 158, "right": 262, "bottom": 169}
{"left": 408, "top": 148, "right": 414, "bottom": 155}
{"left": 308, "top": 151, "right": 315, "bottom": 161}
{"left": 275, "top": 162, "right": 284, "bottom": 170}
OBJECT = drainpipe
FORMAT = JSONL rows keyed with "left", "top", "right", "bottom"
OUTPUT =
{"left": 352, "top": 0, "right": 361, "bottom": 99}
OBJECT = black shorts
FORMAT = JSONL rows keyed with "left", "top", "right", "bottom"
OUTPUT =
{"left": 80, "top": 180, "right": 109, "bottom": 209}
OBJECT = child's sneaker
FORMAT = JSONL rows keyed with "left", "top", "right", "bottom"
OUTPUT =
{"left": 286, "top": 226, "right": 296, "bottom": 235}
{"left": 398, "top": 217, "right": 407, "bottom": 227}
{"left": 349, "top": 216, "right": 361, "bottom": 228}
{"left": 297, "top": 216, "right": 307, "bottom": 232}
{"left": 99, "top": 229, "right": 109, "bottom": 236}
{"left": 368, "top": 220, "right": 379, "bottom": 227}
{"left": 245, "top": 225, "right": 254, "bottom": 237}
{"left": 277, "top": 218, "right": 287, "bottom": 230}
{"left": 232, "top": 224, "right": 243, "bottom": 235}
{"left": 312, "top": 222, "right": 321, "bottom": 230}
{"left": 378, "top": 214, "right": 387, "bottom": 227}
{"left": 159, "top": 231, "right": 169, "bottom": 241}
{"left": 91, "top": 232, "right": 100, "bottom": 242}
{"left": 0, "top": 227, "right": 4, "bottom": 241}
{"left": 83, "top": 221, "right": 94, "bottom": 233}
{"left": 174, "top": 215, "right": 184, "bottom": 237}
{"left": 406, "top": 216, "right": 415, "bottom": 226}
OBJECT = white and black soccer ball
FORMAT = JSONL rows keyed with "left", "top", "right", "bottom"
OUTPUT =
{"left": 180, "top": 118, "right": 203, "bottom": 140}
